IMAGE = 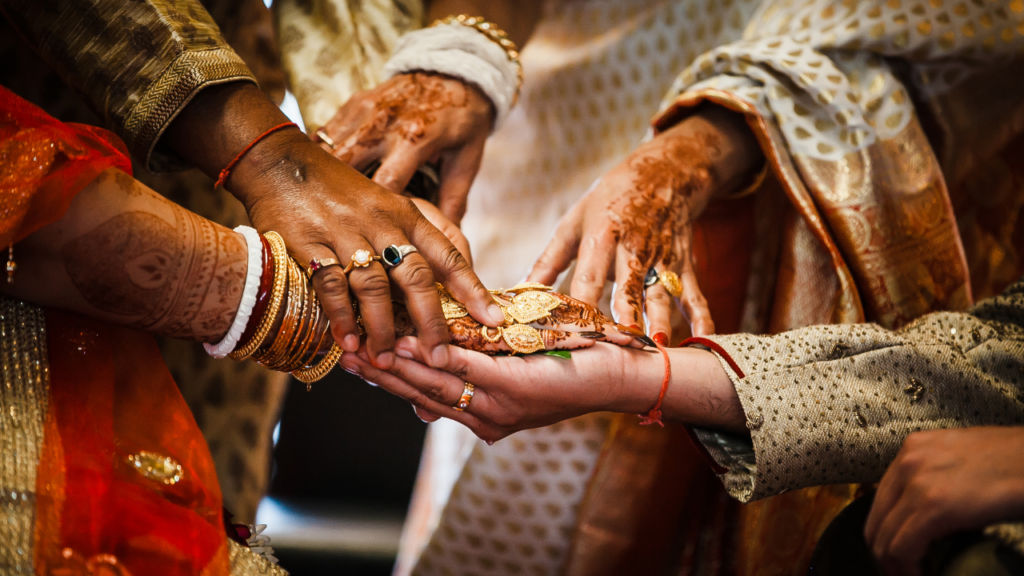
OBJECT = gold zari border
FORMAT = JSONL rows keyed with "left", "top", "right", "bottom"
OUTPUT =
{"left": 228, "top": 540, "right": 288, "bottom": 576}
{"left": 123, "top": 48, "right": 256, "bottom": 171}
{"left": 0, "top": 296, "right": 49, "bottom": 573}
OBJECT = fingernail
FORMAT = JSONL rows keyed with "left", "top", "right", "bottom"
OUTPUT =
{"left": 431, "top": 345, "right": 449, "bottom": 367}
{"left": 396, "top": 349, "right": 414, "bottom": 360}
{"left": 629, "top": 324, "right": 642, "bottom": 331}
{"left": 486, "top": 440, "right": 495, "bottom": 446}
{"left": 375, "top": 352, "right": 394, "bottom": 369}
{"left": 579, "top": 331, "right": 604, "bottom": 339}
{"left": 342, "top": 334, "right": 360, "bottom": 352}
{"left": 340, "top": 357, "right": 359, "bottom": 375}
{"left": 653, "top": 332, "right": 669, "bottom": 346}
{"left": 615, "top": 323, "right": 644, "bottom": 337}
{"left": 487, "top": 303, "right": 505, "bottom": 325}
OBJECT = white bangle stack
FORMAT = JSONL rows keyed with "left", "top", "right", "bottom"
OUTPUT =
{"left": 382, "top": 15, "right": 523, "bottom": 130}
{"left": 204, "top": 226, "right": 263, "bottom": 359}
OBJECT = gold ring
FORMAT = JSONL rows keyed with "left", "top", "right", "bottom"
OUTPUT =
{"left": 454, "top": 382, "right": 475, "bottom": 412}
{"left": 658, "top": 271, "right": 683, "bottom": 298}
{"left": 343, "top": 249, "right": 381, "bottom": 274}
{"left": 307, "top": 257, "right": 341, "bottom": 279}
{"left": 316, "top": 128, "right": 336, "bottom": 149}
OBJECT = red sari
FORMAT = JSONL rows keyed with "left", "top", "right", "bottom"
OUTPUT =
{"left": 1, "top": 85, "right": 232, "bottom": 575}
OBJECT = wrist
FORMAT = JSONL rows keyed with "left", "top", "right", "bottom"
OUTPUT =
{"left": 607, "top": 347, "right": 667, "bottom": 414}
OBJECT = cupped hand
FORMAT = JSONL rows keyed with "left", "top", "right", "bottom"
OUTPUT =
{"left": 316, "top": 72, "right": 494, "bottom": 225}
{"left": 339, "top": 339, "right": 661, "bottom": 441}
{"left": 864, "top": 427, "right": 1024, "bottom": 576}
{"left": 527, "top": 107, "right": 763, "bottom": 341}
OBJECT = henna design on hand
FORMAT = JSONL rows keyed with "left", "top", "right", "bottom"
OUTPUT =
{"left": 337, "top": 72, "right": 470, "bottom": 164}
{"left": 612, "top": 132, "right": 720, "bottom": 316}
{"left": 62, "top": 194, "right": 246, "bottom": 342}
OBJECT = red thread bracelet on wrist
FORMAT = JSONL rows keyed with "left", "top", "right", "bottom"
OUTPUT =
{"left": 214, "top": 122, "right": 298, "bottom": 190}
{"left": 639, "top": 342, "right": 671, "bottom": 427}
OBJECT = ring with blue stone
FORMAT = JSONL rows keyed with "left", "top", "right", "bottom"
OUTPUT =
{"left": 382, "top": 244, "right": 418, "bottom": 268}
{"left": 643, "top": 267, "right": 659, "bottom": 287}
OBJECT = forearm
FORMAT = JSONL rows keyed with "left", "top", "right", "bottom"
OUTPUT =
{"left": 1, "top": 169, "right": 246, "bottom": 343}
{"left": 610, "top": 346, "right": 746, "bottom": 433}
{"left": 426, "top": 0, "right": 542, "bottom": 46}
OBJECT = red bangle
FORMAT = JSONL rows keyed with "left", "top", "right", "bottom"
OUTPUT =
{"left": 214, "top": 122, "right": 298, "bottom": 190}
{"left": 236, "top": 235, "right": 274, "bottom": 349}
{"left": 638, "top": 342, "right": 671, "bottom": 427}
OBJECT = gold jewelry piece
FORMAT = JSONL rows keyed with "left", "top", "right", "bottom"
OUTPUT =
{"left": 438, "top": 283, "right": 469, "bottom": 320}
{"left": 230, "top": 232, "right": 289, "bottom": 360}
{"left": 293, "top": 343, "right": 344, "bottom": 385}
{"left": 343, "top": 249, "right": 380, "bottom": 274}
{"left": 643, "top": 268, "right": 684, "bottom": 298}
{"left": 501, "top": 323, "right": 545, "bottom": 354}
{"left": 307, "top": 257, "right": 341, "bottom": 279}
{"left": 506, "top": 290, "right": 561, "bottom": 324}
{"left": 432, "top": 15, "right": 523, "bottom": 104}
{"left": 315, "top": 128, "right": 337, "bottom": 149}
{"left": 454, "top": 382, "right": 475, "bottom": 411}
{"left": 658, "top": 271, "right": 683, "bottom": 298}
{"left": 480, "top": 325, "right": 503, "bottom": 343}
{"left": 6, "top": 244, "right": 15, "bottom": 284}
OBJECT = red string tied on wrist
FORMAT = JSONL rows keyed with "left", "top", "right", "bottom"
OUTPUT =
{"left": 639, "top": 342, "right": 671, "bottom": 427}
{"left": 214, "top": 122, "right": 298, "bottom": 190}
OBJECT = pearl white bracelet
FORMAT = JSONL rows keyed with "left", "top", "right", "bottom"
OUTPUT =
{"left": 382, "top": 21, "right": 521, "bottom": 129}
{"left": 205, "top": 226, "right": 263, "bottom": 359}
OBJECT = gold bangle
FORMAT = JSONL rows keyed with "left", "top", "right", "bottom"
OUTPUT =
{"left": 256, "top": 257, "right": 306, "bottom": 369}
{"left": 432, "top": 14, "right": 523, "bottom": 105}
{"left": 230, "top": 231, "right": 288, "bottom": 361}
{"left": 292, "top": 343, "right": 344, "bottom": 384}
{"left": 281, "top": 272, "right": 323, "bottom": 372}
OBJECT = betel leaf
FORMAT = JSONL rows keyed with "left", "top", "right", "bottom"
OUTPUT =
{"left": 543, "top": 350, "right": 572, "bottom": 359}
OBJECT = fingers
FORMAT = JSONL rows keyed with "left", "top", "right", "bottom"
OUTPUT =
{"left": 374, "top": 144, "right": 430, "bottom": 194}
{"left": 408, "top": 216, "right": 505, "bottom": 328}
{"left": 298, "top": 244, "right": 361, "bottom": 353}
{"left": 338, "top": 350, "right": 498, "bottom": 439}
{"left": 436, "top": 138, "right": 486, "bottom": 226}
{"left": 371, "top": 230, "right": 451, "bottom": 367}
{"left": 676, "top": 228, "right": 715, "bottom": 336}
{"left": 644, "top": 282, "right": 674, "bottom": 345}
{"left": 527, "top": 206, "right": 583, "bottom": 287}
{"left": 611, "top": 243, "right": 646, "bottom": 330}
{"left": 866, "top": 456, "right": 911, "bottom": 547}
{"left": 345, "top": 255, "right": 397, "bottom": 368}
{"left": 569, "top": 227, "right": 618, "bottom": 306}
{"left": 411, "top": 198, "right": 473, "bottom": 266}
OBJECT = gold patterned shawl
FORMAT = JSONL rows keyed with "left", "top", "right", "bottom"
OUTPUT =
{"left": 0, "top": 0, "right": 257, "bottom": 171}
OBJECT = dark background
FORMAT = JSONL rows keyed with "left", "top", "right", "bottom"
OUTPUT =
{"left": 269, "top": 369, "right": 428, "bottom": 575}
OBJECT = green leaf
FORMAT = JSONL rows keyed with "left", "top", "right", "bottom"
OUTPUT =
{"left": 544, "top": 350, "right": 572, "bottom": 359}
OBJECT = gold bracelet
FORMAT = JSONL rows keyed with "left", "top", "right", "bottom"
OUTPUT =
{"left": 292, "top": 343, "right": 344, "bottom": 384}
{"left": 255, "top": 257, "right": 305, "bottom": 369}
{"left": 230, "top": 231, "right": 288, "bottom": 361}
{"left": 280, "top": 265, "right": 322, "bottom": 373}
{"left": 432, "top": 14, "right": 523, "bottom": 105}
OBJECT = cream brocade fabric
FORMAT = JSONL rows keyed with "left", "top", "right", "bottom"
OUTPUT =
{"left": 698, "top": 275, "right": 1024, "bottom": 552}
{"left": 0, "top": 296, "right": 48, "bottom": 574}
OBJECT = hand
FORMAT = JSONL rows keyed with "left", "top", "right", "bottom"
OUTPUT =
{"left": 163, "top": 82, "right": 505, "bottom": 370}
{"left": 865, "top": 427, "right": 1024, "bottom": 576}
{"left": 411, "top": 198, "right": 473, "bottom": 266}
{"left": 527, "top": 107, "right": 762, "bottom": 340}
{"left": 316, "top": 72, "right": 494, "bottom": 225}
{"left": 341, "top": 340, "right": 655, "bottom": 440}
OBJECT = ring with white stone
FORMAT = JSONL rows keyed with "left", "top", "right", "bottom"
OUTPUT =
{"left": 382, "top": 244, "right": 418, "bottom": 269}
{"left": 454, "top": 382, "right": 475, "bottom": 412}
{"left": 316, "top": 128, "right": 337, "bottom": 149}
{"left": 343, "top": 249, "right": 381, "bottom": 274}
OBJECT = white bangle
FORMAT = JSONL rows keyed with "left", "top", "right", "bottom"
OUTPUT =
{"left": 382, "top": 23, "right": 520, "bottom": 129}
{"left": 205, "top": 226, "right": 263, "bottom": 359}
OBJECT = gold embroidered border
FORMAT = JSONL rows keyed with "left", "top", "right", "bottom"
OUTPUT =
{"left": 228, "top": 539, "right": 289, "bottom": 576}
{"left": 0, "top": 296, "right": 49, "bottom": 573}
{"left": 123, "top": 48, "right": 256, "bottom": 171}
